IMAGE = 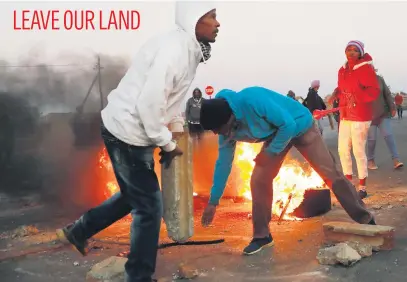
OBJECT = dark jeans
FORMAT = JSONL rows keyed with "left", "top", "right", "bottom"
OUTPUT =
{"left": 188, "top": 122, "right": 204, "bottom": 139}
{"left": 250, "top": 124, "right": 373, "bottom": 238}
{"left": 397, "top": 105, "right": 403, "bottom": 119}
{"left": 69, "top": 123, "right": 162, "bottom": 282}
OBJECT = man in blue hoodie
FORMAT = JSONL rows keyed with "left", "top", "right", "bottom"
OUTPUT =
{"left": 200, "top": 86, "right": 376, "bottom": 255}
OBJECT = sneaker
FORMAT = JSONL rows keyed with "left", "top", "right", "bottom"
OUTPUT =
{"left": 367, "top": 160, "right": 378, "bottom": 170}
{"left": 243, "top": 234, "right": 274, "bottom": 255}
{"left": 358, "top": 188, "right": 368, "bottom": 199}
{"left": 393, "top": 159, "right": 404, "bottom": 169}
{"left": 368, "top": 218, "right": 376, "bottom": 225}
{"left": 56, "top": 224, "right": 88, "bottom": 256}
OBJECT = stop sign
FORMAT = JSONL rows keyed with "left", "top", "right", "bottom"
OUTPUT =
{"left": 205, "top": 86, "right": 214, "bottom": 96}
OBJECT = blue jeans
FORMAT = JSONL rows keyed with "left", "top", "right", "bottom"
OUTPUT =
{"left": 367, "top": 118, "right": 399, "bottom": 160}
{"left": 70, "top": 123, "right": 162, "bottom": 282}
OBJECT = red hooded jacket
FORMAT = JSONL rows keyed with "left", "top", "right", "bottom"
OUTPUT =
{"left": 336, "top": 53, "right": 380, "bottom": 121}
{"left": 395, "top": 95, "right": 403, "bottom": 106}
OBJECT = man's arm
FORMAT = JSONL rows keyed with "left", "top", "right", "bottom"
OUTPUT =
{"left": 208, "top": 136, "right": 237, "bottom": 205}
{"left": 319, "top": 96, "right": 327, "bottom": 110}
{"left": 249, "top": 98, "right": 297, "bottom": 155}
{"left": 169, "top": 114, "right": 185, "bottom": 133}
{"left": 136, "top": 47, "right": 182, "bottom": 152}
{"left": 185, "top": 99, "right": 191, "bottom": 122}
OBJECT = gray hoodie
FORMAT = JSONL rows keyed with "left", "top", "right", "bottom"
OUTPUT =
{"left": 186, "top": 96, "right": 205, "bottom": 123}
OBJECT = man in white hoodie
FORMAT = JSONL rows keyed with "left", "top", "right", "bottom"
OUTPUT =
{"left": 56, "top": 2, "right": 220, "bottom": 282}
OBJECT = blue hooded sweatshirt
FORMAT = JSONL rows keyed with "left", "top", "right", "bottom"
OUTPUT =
{"left": 209, "top": 86, "right": 314, "bottom": 205}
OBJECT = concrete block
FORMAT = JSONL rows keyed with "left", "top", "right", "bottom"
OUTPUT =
{"left": 323, "top": 221, "right": 395, "bottom": 251}
{"left": 161, "top": 133, "right": 194, "bottom": 242}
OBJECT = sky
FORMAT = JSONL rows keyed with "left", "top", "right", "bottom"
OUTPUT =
{"left": 1, "top": 1, "right": 407, "bottom": 102}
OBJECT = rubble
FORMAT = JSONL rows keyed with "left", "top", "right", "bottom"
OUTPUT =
{"left": 345, "top": 241, "right": 373, "bottom": 257}
{"left": 86, "top": 256, "right": 126, "bottom": 282}
{"left": 323, "top": 221, "right": 395, "bottom": 250}
{"left": 317, "top": 243, "right": 362, "bottom": 266}
{"left": 10, "top": 225, "right": 40, "bottom": 239}
{"left": 176, "top": 262, "right": 199, "bottom": 279}
{"left": 86, "top": 256, "right": 176, "bottom": 282}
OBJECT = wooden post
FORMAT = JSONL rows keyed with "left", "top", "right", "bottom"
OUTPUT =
{"left": 161, "top": 133, "right": 194, "bottom": 242}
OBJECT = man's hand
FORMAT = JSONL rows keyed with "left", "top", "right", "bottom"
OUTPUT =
{"left": 201, "top": 204, "right": 217, "bottom": 227}
{"left": 159, "top": 146, "right": 183, "bottom": 169}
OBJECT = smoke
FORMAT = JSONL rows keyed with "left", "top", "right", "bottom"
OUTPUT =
{"left": 0, "top": 51, "right": 128, "bottom": 209}
{"left": 0, "top": 53, "right": 128, "bottom": 114}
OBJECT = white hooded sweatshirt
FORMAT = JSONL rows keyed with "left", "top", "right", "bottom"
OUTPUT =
{"left": 101, "top": 1, "right": 216, "bottom": 152}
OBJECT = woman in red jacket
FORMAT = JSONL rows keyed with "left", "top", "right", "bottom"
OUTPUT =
{"left": 330, "top": 40, "right": 380, "bottom": 199}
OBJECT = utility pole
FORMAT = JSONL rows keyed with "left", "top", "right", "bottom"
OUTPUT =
{"left": 96, "top": 55, "right": 104, "bottom": 111}
{"left": 77, "top": 55, "right": 104, "bottom": 114}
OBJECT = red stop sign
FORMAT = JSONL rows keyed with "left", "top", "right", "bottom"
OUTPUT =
{"left": 205, "top": 86, "right": 214, "bottom": 96}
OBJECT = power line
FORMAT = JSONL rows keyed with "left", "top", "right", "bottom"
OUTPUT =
{"left": 0, "top": 64, "right": 94, "bottom": 68}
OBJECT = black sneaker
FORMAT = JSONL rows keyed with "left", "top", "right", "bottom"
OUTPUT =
{"left": 358, "top": 189, "right": 367, "bottom": 199}
{"left": 56, "top": 224, "right": 88, "bottom": 256}
{"left": 368, "top": 218, "right": 376, "bottom": 225}
{"left": 243, "top": 234, "right": 274, "bottom": 255}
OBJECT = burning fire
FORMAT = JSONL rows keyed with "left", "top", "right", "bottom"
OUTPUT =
{"left": 234, "top": 143, "right": 326, "bottom": 219}
{"left": 98, "top": 147, "right": 119, "bottom": 198}
{"left": 98, "top": 141, "right": 326, "bottom": 220}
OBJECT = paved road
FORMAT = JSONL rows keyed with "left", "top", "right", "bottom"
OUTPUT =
{"left": 0, "top": 118, "right": 407, "bottom": 282}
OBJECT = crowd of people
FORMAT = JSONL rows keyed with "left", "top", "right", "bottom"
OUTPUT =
{"left": 54, "top": 2, "right": 405, "bottom": 281}
{"left": 282, "top": 41, "right": 404, "bottom": 200}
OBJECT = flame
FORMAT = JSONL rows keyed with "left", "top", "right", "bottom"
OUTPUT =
{"left": 98, "top": 141, "right": 326, "bottom": 221}
{"left": 234, "top": 143, "right": 326, "bottom": 220}
{"left": 98, "top": 147, "right": 119, "bottom": 198}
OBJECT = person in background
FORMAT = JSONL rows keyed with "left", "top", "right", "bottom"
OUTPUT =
{"left": 303, "top": 80, "right": 326, "bottom": 134}
{"left": 367, "top": 74, "right": 403, "bottom": 170}
{"left": 185, "top": 88, "right": 205, "bottom": 140}
{"left": 287, "top": 90, "right": 296, "bottom": 100}
{"left": 395, "top": 92, "right": 404, "bottom": 119}
{"left": 200, "top": 86, "right": 376, "bottom": 256}
{"left": 329, "top": 40, "right": 380, "bottom": 199}
{"left": 55, "top": 2, "right": 220, "bottom": 282}
{"left": 331, "top": 89, "right": 340, "bottom": 131}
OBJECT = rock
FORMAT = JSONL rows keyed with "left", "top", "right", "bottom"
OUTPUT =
{"left": 11, "top": 225, "right": 39, "bottom": 238}
{"left": 73, "top": 261, "right": 80, "bottom": 266}
{"left": 346, "top": 241, "right": 373, "bottom": 257}
{"left": 317, "top": 243, "right": 361, "bottom": 266}
{"left": 177, "top": 263, "right": 198, "bottom": 279}
{"left": 335, "top": 243, "right": 362, "bottom": 266}
{"left": 86, "top": 256, "right": 126, "bottom": 282}
{"left": 323, "top": 221, "right": 395, "bottom": 250}
{"left": 317, "top": 246, "right": 338, "bottom": 265}
{"left": 372, "top": 205, "right": 382, "bottom": 210}
{"left": 156, "top": 278, "right": 172, "bottom": 282}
